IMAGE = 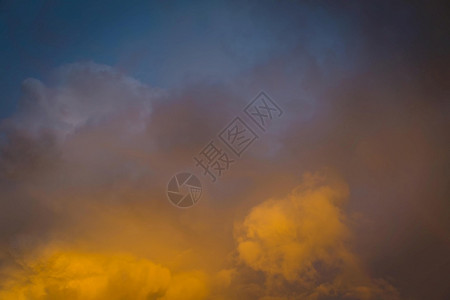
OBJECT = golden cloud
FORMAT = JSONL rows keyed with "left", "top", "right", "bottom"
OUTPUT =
{"left": 0, "top": 249, "right": 208, "bottom": 300}
{"left": 234, "top": 173, "right": 400, "bottom": 299}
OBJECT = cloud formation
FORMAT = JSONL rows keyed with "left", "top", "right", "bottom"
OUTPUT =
{"left": 0, "top": 249, "right": 208, "bottom": 300}
{"left": 234, "top": 173, "right": 399, "bottom": 299}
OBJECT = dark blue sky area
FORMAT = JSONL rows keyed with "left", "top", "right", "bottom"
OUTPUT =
{"left": 0, "top": 0, "right": 360, "bottom": 120}
{"left": 0, "top": 0, "right": 446, "bottom": 120}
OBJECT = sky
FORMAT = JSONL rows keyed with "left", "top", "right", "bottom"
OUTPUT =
{"left": 0, "top": 0, "right": 449, "bottom": 299}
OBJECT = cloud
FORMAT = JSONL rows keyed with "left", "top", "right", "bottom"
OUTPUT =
{"left": 3, "top": 62, "right": 160, "bottom": 140}
{"left": 234, "top": 173, "right": 400, "bottom": 299}
{"left": 0, "top": 248, "right": 208, "bottom": 300}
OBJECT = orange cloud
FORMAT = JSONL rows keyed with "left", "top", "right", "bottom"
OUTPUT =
{"left": 0, "top": 249, "right": 209, "bottom": 300}
{"left": 234, "top": 173, "right": 400, "bottom": 299}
